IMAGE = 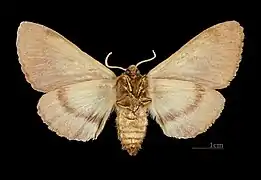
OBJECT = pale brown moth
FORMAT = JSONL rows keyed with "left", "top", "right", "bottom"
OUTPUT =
{"left": 16, "top": 21, "right": 244, "bottom": 156}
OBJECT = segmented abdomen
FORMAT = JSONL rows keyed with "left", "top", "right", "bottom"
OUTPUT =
{"left": 116, "top": 107, "right": 148, "bottom": 156}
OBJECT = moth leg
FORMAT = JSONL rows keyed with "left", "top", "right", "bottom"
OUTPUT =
{"left": 139, "top": 97, "right": 152, "bottom": 106}
{"left": 121, "top": 75, "right": 133, "bottom": 92}
{"left": 137, "top": 76, "right": 152, "bottom": 106}
{"left": 116, "top": 75, "right": 136, "bottom": 108}
{"left": 117, "top": 75, "right": 136, "bottom": 99}
{"left": 116, "top": 93, "right": 140, "bottom": 114}
{"left": 116, "top": 93, "right": 131, "bottom": 108}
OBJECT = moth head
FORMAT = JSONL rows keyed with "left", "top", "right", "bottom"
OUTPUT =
{"left": 125, "top": 65, "right": 140, "bottom": 79}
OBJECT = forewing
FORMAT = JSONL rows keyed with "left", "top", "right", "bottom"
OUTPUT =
{"left": 17, "top": 21, "right": 116, "bottom": 93}
{"left": 148, "top": 21, "right": 244, "bottom": 89}
{"left": 37, "top": 79, "right": 116, "bottom": 141}
{"left": 148, "top": 79, "right": 225, "bottom": 138}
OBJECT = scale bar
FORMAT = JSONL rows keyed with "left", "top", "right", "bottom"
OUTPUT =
{"left": 192, "top": 147, "right": 224, "bottom": 150}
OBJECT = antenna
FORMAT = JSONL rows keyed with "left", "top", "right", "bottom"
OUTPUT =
{"left": 105, "top": 52, "right": 126, "bottom": 71}
{"left": 136, "top": 50, "right": 156, "bottom": 67}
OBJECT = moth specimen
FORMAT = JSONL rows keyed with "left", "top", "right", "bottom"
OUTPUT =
{"left": 16, "top": 21, "right": 244, "bottom": 156}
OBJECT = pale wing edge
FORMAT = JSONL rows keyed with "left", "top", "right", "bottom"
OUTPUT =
{"left": 36, "top": 80, "right": 116, "bottom": 142}
{"left": 148, "top": 79, "right": 226, "bottom": 139}
{"left": 16, "top": 21, "right": 116, "bottom": 93}
{"left": 148, "top": 20, "right": 244, "bottom": 89}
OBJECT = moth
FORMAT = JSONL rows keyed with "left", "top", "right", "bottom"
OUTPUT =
{"left": 16, "top": 21, "right": 244, "bottom": 156}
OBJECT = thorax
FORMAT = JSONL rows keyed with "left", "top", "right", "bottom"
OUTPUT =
{"left": 115, "top": 74, "right": 151, "bottom": 113}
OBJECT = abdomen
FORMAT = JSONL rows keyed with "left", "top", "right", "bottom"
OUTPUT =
{"left": 116, "top": 107, "right": 148, "bottom": 156}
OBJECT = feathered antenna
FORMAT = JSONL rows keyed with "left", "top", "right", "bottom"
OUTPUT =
{"left": 136, "top": 50, "right": 156, "bottom": 67}
{"left": 105, "top": 52, "right": 126, "bottom": 71}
